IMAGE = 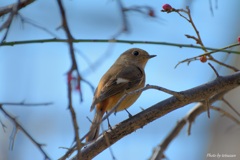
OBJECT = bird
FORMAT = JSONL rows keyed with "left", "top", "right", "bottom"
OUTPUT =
{"left": 86, "top": 48, "right": 156, "bottom": 142}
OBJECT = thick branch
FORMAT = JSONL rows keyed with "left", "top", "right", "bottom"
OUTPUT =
{"left": 70, "top": 71, "right": 240, "bottom": 160}
{"left": 149, "top": 91, "right": 228, "bottom": 160}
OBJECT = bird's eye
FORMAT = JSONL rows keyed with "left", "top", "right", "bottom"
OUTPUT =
{"left": 132, "top": 51, "right": 139, "bottom": 56}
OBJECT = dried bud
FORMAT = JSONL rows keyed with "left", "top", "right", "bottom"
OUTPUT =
{"left": 67, "top": 72, "right": 73, "bottom": 83}
{"left": 148, "top": 9, "right": 155, "bottom": 17}
{"left": 162, "top": 4, "right": 172, "bottom": 11}
{"left": 75, "top": 84, "right": 81, "bottom": 91}
{"left": 200, "top": 55, "right": 207, "bottom": 63}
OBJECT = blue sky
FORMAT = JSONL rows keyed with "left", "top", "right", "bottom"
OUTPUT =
{"left": 0, "top": 0, "right": 240, "bottom": 160}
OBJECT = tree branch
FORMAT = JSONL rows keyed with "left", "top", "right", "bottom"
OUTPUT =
{"left": 67, "top": 71, "right": 240, "bottom": 160}
{"left": 1, "top": 39, "right": 240, "bottom": 55}
{"left": 149, "top": 90, "right": 228, "bottom": 160}
{"left": 0, "top": 104, "right": 51, "bottom": 160}
{"left": 56, "top": 0, "right": 83, "bottom": 159}
{"left": 0, "top": 0, "right": 35, "bottom": 17}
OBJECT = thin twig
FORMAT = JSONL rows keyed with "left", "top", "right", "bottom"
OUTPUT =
{"left": 1, "top": 39, "right": 240, "bottom": 54}
{"left": 56, "top": 0, "right": 82, "bottom": 158}
{"left": 208, "top": 62, "right": 220, "bottom": 77}
{"left": 0, "top": 0, "right": 21, "bottom": 43}
{"left": 102, "top": 84, "right": 183, "bottom": 122}
{"left": 149, "top": 118, "right": 186, "bottom": 160}
{"left": 0, "top": 102, "right": 53, "bottom": 106}
{"left": 209, "top": 58, "right": 239, "bottom": 72}
{"left": 211, "top": 106, "right": 240, "bottom": 125}
{"left": 9, "top": 125, "right": 18, "bottom": 150}
{"left": 0, "top": 0, "right": 35, "bottom": 17}
{"left": 185, "top": 6, "right": 207, "bottom": 52}
{"left": 0, "top": 105, "right": 51, "bottom": 159}
{"left": 163, "top": 6, "right": 207, "bottom": 52}
{"left": 17, "top": 14, "right": 59, "bottom": 38}
{"left": 202, "top": 43, "right": 240, "bottom": 56}
{"left": 0, "top": 117, "right": 7, "bottom": 132}
{"left": 206, "top": 99, "right": 211, "bottom": 118}
{"left": 209, "top": 0, "right": 214, "bottom": 16}
{"left": 101, "top": 125, "right": 116, "bottom": 160}
{"left": 165, "top": 6, "right": 240, "bottom": 71}
{"left": 112, "top": 0, "right": 129, "bottom": 38}
{"left": 175, "top": 43, "right": 240, "bottom": 68}
{"left": 222, "top": 98, "right": 240, "bottom": 117}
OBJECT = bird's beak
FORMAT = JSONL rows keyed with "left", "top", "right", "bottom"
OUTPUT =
{"left": 148, "top": 55, "right": 157, "bottom": 59}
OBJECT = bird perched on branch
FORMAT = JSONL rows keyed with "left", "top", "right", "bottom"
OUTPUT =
{"left": 86, "top": 48, "right": 156, "bottom": 142}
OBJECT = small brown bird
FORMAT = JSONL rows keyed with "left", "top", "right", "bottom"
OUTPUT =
{"left": 86, "top": 48, "right": 156, "bottom": 142}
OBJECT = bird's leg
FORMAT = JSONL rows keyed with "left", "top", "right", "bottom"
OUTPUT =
{"left": 106, "top": 111, "right": 113, "bottom": 130}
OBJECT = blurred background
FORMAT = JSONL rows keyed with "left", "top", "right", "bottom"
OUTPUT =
{"left": 0, "top": 0, "right": 240, "bottom": 160}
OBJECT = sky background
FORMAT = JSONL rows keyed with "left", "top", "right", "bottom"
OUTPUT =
{"left": 0, "top": 0, "right": 240, "bottom": 160}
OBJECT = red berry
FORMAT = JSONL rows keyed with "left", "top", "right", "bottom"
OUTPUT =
{"left": 162, "top": 4, "right": 172, "bottom": 11}
{"left": 238, "top": 36, "right": 240, "bottom": 43}
{"left": 200, "top": 55, "right": 207, "bottom": 63}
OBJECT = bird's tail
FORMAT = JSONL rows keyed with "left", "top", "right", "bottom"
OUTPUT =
{"left": 86, "top": 109, "right": 104, "bottom": 142}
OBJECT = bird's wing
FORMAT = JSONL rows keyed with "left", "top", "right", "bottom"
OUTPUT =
{"left": 91, "top": 65, "right": 144, "bottom": 108}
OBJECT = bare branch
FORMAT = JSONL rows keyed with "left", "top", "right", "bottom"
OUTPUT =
{"left": 56, "top": 0, "right": 83, "bottom": 158}
{"left": 222, "top": 98, "right": 240, "bottom": 117}
{"left": 0, "top": 102, "right": 53, "bottom": 106}
{"left": 163, "top": 6, "right": 240, "bottom": 71}
{"left": 100, "top": 125, "right": 116, "bottom": 160}
{"left": 149, "top": 89, "right": 237, "bottom": 160}
{"left": 162, "top": 6, "right": 208, "bottom": 52}
{"left": 208, "top": 62, "right": 220, "bottom": 77}
{"left": 209, "top": 0, "right": 214, "bottom": 16}
{"left": 112, "top": 0, "right": 129, "bottom": 38}
{"left": 0, "top": 117, "right": 7, "bottom": 132}
{"left": 9, "top": 125, "right": 18, "bottom": 150}
{"left": 59, "top": 84, "right": 182, "bottom": 159}
{"left": 67, "top": 71, "right": 240, "bottom": 160}
{"left": 202, "top": 42, "right": 240, "bottom": 56}
{"left": 149, "top": 117, "right": 186, "bottom": 160}
{"left": 209, "top": 57, "right": 239, "bottom": 72}
{"left": 0, "top": 105, "right": 50, "bottom": 160}
{"left": 205, "top": 99, "right": 211, "bottom": 118}
{"left": 211, "top": 106, "right": 240, "bottom": 125}
{"left": 0, "top": 1, "right": 20, "bottom": 43}
{"left": 102, "top": 84, "right": 183, "bottom": 122}
{"left": 0, "top": 0, "right": 35, "bottom": 17}
{"left": 17, "top": 13, "right": 59, "bottom": 38}
{"left": 175, "top": 43, "right": 240, "bottom": 68}
{"left": 1, "top": 39, "right": 240, "bottom": 55}
{"left": 185, "top": 6, "right": 207, "bottom": 52}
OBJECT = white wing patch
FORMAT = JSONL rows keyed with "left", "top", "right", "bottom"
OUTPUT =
{"left": 116, "top": 77, "right": 130, "bottom": 84}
